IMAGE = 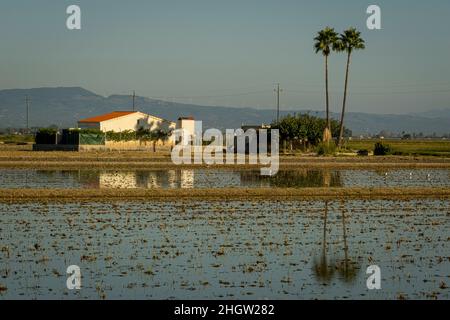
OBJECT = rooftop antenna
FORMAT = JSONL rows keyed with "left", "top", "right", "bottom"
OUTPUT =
{"left": 132, "top": 90, "right": 136, "bottom": 111}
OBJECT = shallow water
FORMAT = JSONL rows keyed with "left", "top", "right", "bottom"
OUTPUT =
{"left": 0, "top": 168, "right": 449, "bottom": 189}
{"left": 0, "top": 199, "right": 448, "bottom": 299}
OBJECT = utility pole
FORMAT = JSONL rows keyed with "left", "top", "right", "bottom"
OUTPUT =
{"left": 274, "top": 83, "right": 283, "bottom": 123}
{"left": 25, "top": 95, "right": 30, "bottom": 133}
{"left": 132, "top": 90, "right": 136, "bottom": 111}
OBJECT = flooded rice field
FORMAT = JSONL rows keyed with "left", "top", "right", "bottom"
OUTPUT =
{"left": 0, "top": 199, "right": 448, "bottom": 299}
{"left": 1, "top": 168, "right": 449, "bottom": 189}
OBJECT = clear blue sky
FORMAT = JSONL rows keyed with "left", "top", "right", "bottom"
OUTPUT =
{"left": 0, "top": 0, "right": 449, "bottom": 114}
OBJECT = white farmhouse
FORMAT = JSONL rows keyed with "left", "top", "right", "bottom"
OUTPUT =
{"left": 78, "top": 111, "right": 176, "bottom": 133}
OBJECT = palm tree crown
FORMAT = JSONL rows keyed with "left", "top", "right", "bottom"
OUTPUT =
{"left": 314, "top": 27, "right": 339, "bottom": 56}
{"left": 336, "top": 27, "right": 365, "bottom": 54}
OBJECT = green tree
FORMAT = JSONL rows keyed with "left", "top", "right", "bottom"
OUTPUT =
{"left": 138, "top": 128, "right": 172, "bottom": 152}
{"left": 334, "top": 27, "right": 365, "bottom": 147}
{"left": 273, "top": 114, "right": 298, "bottom": 151}
{"left": 272, "top": 113, "right": 345, "bottom": 151}
{"left": 314, "top": 27, "right": 339, "bottom": 143}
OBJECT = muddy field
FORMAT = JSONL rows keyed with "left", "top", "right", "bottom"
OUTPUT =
{"left": 1, "top": 148, "right": 450, "bottom": 171}
{"left": 0, "top": 147, "right": 448, "bottom": 300}
{"left": 0, "top": 199, "right": 448, "bottom": 299}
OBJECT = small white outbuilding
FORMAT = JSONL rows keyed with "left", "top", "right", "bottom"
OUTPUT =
{"left": 176, "top": 116, "right": 203, "bottom": 144}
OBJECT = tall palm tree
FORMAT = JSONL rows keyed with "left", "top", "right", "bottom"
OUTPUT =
{"left": 335, "top": 27, "right": 365, "bottom": 147}
{"left": 314, "top": 27, "right": 339, "bottom": 143}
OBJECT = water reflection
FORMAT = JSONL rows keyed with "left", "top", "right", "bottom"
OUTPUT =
{"left": 313, "top": 201, "right": 361, "bottom": 285}
{"left": 100, "top": 172, "right": 138, "bottom": 189}
{"left": 243, "top": 170, "right": 342, "bottom": 188}
{"left": 0, "top": 199, "right": 447, "bottom": 299}
{"left": 1, "top": 168, "right": 449, "bottom": 189}
{"left": 313, "top": 201, "right": 335, "bottom": 283}
{"left": 336, "top": 201, "right": 360, "bottom": 283}
{"left": 100, "top": 170, "right": 196, "bottom": 189}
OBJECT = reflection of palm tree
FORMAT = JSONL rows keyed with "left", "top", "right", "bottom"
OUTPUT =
{"left": 323, "top": 170, "right": 331, "bottom": 187}
{"left": 313, "top": 201, "right": 334, "bottom": 283}
{"left": 313, "top": 201, "right": 360, "bottom": 285}
{"left": 336, "top": 202, "right": 359, "bottom": 283}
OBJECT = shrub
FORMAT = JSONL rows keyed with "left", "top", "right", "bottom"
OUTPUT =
{"left": 35, "top": 128, "right": 58, "bottom": 144}
{"left": 37, "top": 128, "right": 58, "bottom": 135}
{"left": 78, "top": 128, "right": 102, "bottom": 135}
{"left": 373, "top": 142, "right": 392, "bottom": 156}
{"left": 316, "top": 141, "right": 336, "bottom": 156}
{"left": 106, "top": 130, "right": 136, "bottom": 142}
{"left": 357, "top": 149, "right": 369, "bottom": 156}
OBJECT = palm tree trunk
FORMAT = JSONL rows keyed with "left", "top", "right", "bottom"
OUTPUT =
{"left": 341, "top": 206, "right": 349, "bottom": 274}
{"left": 325, "top": 55, "right": 330, "bottom": 130}
{"left": 338, "top": 52, "right": 351, "bottom": 147}
{"left": 322, "top": 201, "right": 328, "bottom": 257}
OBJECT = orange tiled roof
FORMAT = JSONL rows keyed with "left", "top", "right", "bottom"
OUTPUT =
{"left": 78, "top": 111, "right": 137, "bottom": 123}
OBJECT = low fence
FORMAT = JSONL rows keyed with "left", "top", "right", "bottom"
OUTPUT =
{"left": 80, "top": 139, "right": 173, "bottom": 151}
{"left": 60, "top": 130, "right": 105, "bottom": 145}
{"left": 34, "top": 129, "right": 174, "bottom": 151}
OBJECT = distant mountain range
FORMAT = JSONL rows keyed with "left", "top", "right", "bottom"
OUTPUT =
{"left": 0, "top": 87, "right": 449, "bottom": 135}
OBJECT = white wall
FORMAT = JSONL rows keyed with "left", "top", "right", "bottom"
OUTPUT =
{"left": 78, "top": 112, "right": 177, "bottom": 133}
{"left": 176, "top": 119, "right": 202, "bottom": 145}
{"left": 99, "top": 112, "right": 146, "bottom": 132}
{"left": 177, "top": 119, "right": 194, "bottom": 135}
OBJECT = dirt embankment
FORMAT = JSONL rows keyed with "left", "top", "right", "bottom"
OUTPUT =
{"left": 1, "top": 187, "right": 449, "bottom": 202}
{"left": 1, "top": 150, "right": 450, "bottom": 169}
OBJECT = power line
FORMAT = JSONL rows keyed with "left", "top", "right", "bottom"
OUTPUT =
{"left": 147, "top": 90, "right": 269, "bottom": 100}
{"left": 25, "top": 95, "right": 30, "bottom": 132}
{"left": 285, "top": 88, "right": 450, "bottom": 95}
{"left": 146, "top": 84, "right": 450, "bottom": 102}
{"left": 287, "top": 81, "right": 450, "bottom": 89}
{"left": 274, "top": 83, "right": 283, "bottom": 123}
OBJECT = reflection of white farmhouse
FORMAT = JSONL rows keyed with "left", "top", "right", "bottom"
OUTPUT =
{"left": 180, "top": 169, "right": 194, "bottom": 189}
{"left": 144, "top": 171, "right": 160, "bottom": 188}
{"left": 99, "top": 172, "right": 137, "bottom": 189}
{"left": 167, "top": 170, "right": 177, "bottom": 189}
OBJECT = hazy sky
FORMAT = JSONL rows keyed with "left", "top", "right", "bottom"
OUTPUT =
{"left": 1, "top": 0, "right": 449, "bottom": 114}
